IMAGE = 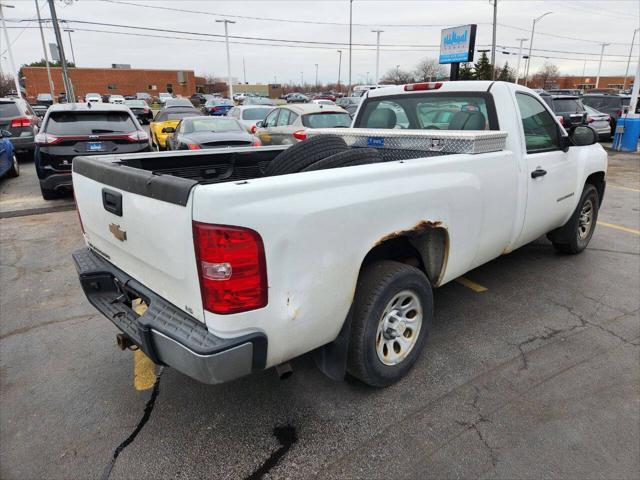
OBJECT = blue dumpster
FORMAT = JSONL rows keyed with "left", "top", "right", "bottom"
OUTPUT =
{"left": 613, "top": 116, "right": 640, "bottom": 152}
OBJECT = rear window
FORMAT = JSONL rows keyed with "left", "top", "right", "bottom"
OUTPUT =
{"left": 45, "top": 111, "right": 136, "bottom": 135}
{"left": 302, "top": 112, "right": 352, "bottom": 128}
{"left": 242, "top": 108, "right": 272, "bottom": 120}
{"left": 0, "top": 102, "right": 20, "bottom": 117}
{"left": 552, "top": 99, "right": 583, "bottom": 113}
{"left": 621, "top": 97, "right": 631, "bottom": 107}
{"left": 582, "top": 96, "right": 621, "bottom": 110}
{"left": 155, "top": 110, "right": 199, "bottom": 122}
{"left": 355, "top": 93, "right": 496, "bottom": 130}
{"left": 184, "top": 118, "right": 242, "bottom": 133}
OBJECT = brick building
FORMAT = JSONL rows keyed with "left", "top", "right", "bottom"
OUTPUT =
{"left": 21, "top": 67, "right": 196, "bottom": 101}
{"left": 528, "top": 75, "right": 634, "bottom": 92}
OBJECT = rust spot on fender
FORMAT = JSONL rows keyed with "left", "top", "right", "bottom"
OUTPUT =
{"left": 376, "top": 220, "right": 443, "bottom": 246}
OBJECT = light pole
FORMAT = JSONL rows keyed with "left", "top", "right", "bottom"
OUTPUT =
{"left": 524, "top": 11, "right": 552, "bottom": 86}
{"left": 35, "top": 0, "right": 55, "bottom": 100}
{"left": 490, "top": 0, "right": 498, "bottom": 79}
{"left": 300, "top": 71, "right": 303, "bottom": 87}
{"left": 315, "top": 63, "right": 318, "bottom": 88}
{"left": 216, "top": 19, "right": 236, "bottom": 98}
{"left": 63, "top": 28, "right": 76, "bottom": 65}
{"left": 0, "top": 2, "right": 21, "bottom": 99}
{"left": 48, "top": 0, "right": 74, "bottom": 100}
{"left": 514, "top": 38, "right": 528, "bottom": 84}
{"left": 337, "top": 49, "right": 342, "bottom": 91}
{"left": 348, "top": 0, "right": 353, "bottom": 95}
{"left": 371, "top": 29, "right": 383, "bottom": 85}
{"left": 623, "top": 28, "right": 639, "bottom": 91}
{"left": 595, "top": 43, "right": 609, "bottom": 89}
{"left": 242, "top": 57, "right": 247, "bottom": 84}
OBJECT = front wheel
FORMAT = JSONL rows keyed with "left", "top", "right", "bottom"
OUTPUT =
{"left": 347, "top": 261, "right": 433, "bottom": 387}
{"left": 549, "top": 184, "right": 599, "bottom": 254}
{"left": 7, "top": 155, "right": 19, "bottom": 177}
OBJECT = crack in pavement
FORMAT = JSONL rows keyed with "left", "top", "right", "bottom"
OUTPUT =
{"left": 0, "top": 313, "right": 98, "bottom": 340}
{"left": 100, "top": 367, "right": 164, "bottom": 480}
{"left": 245, "top": 425, "right": 298, "bottom": 480}
{"left": 455, "top": 385, "right": 498, "bottom": 467}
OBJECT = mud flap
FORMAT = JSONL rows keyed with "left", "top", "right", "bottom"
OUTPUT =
{"left": 313, "top": 306, "right": 353, "bottom": 381}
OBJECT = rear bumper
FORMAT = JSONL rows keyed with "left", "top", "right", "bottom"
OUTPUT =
{"left": 40, "top": 172, "right": 73, "bottom": 191}
{"left": 9, "top": 134, "right": 35, "bottom": 152}
{"left": 72, "top": 247, "right": 267, "bottom": 384}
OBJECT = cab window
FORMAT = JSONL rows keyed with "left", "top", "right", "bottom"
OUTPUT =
{"left": 276, "top": 109, "right": 291, "bottom": 126}
{"left": 264, "top": 110, "right": 279, "bottom": 127}
{"left": 515, "top": 93, "right": 560, "bottom": 153}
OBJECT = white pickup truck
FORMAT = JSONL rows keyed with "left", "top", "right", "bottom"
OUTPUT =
{"left": 72, "top": 81, "right": 607, "bottom": 387}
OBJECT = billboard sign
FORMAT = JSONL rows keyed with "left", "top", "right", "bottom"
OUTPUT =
{"left": 439, "top": 24, "right": 477, "bottom": 64}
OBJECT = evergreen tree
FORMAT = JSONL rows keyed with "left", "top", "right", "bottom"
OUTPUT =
{"left": 458, "top": 62, "right": 475, "bottom": 80}
{"left": 474, "top": 52, "right": 493, "bottom": 80}
{"left": 497, "top": 62, "right": 515, "bottom": 82}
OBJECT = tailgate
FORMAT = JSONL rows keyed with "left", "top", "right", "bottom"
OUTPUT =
{"left": 72, "top": 155, "right": 205, "bottom": 322}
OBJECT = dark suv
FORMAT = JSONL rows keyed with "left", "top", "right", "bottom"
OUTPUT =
{"left": 0, "top": 97, "right": 40, "bottom": 159}
{"left": 35, "top": 103, "right": 150, "bottom": 200}
{"left": 581, "top": 93, "right": 628, "bottom": 136}
{"left": 537, "top": 92, "right": 587, "bottom": 129}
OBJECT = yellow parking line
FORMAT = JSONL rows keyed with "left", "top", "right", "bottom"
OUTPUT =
{"left": 608, "top": 184, "right": 640, "bottom": 193}
{"left": 455, "top": 276, "right": 488, "bottom": 293}
{"left": 134, "top": 350, "right": 157, "bottom": 391}
{"left": 597, "top": 221, "right": 640, "bottom": 236}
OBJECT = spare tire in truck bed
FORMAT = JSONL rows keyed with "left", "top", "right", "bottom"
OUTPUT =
{"left": 301, "top": 147, "right": 382, "bottom": 172}
{"left": 265, "top": 134, "right": 348, "bottom": 176}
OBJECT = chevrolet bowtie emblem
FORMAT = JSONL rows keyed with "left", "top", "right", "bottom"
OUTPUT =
{"left": 109, "top": 223, "right": 127, "bottom": 242}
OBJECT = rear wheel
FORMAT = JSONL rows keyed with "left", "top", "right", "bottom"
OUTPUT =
{"left": 549, "top": 184, "right": 599, "bottom": 254}
{"left": 40, "top": 185, "right": 60, "bottom": 200}
{"left": 7, "top": 155, "right": 19, "bottom": 177}
{"left": 347, "top": 261, "right": 433, "bottom": 387}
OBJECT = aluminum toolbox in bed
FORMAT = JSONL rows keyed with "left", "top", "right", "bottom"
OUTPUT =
{"left": 307, "top": 128, "right": 508, "bottom": 155}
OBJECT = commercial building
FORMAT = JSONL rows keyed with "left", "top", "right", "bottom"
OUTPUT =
{"left": 194, "top": 77, "right": 283, "bottom": 98}
{"left": 528, "top": 75, "right": 634, "bottom": 92}
{"left": 21, "top": 66, "right": 196, "bottom": 101}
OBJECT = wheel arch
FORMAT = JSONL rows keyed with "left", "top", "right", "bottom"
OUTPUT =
{"left": 585, "top": 170, "right": 606, "bottom": 207}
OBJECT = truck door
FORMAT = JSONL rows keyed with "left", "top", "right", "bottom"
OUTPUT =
{"left": 515, "top": 92, "right": 579, "bottom": 245}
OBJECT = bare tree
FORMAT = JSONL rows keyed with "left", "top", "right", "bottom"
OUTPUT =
{"left": 413, "top": 58, "right": 446, "bottom": 82}
{"left": 0, "top": 73, "right": 15, "bottom": 97}
{"left": 380, "top": 67, "right": 414, "bottom": 85}
{"left": 533, "top": 62, "right": 560, "bottom": 89}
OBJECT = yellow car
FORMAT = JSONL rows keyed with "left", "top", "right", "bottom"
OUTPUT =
{"left": 150, "top": 108, "right": 201, "bottom": 150}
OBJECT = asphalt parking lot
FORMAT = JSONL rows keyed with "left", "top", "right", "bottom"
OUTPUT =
{"left": 1, "top": 145, "right": 638, "bottom": 479}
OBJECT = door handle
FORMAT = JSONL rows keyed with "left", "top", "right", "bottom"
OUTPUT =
{"left": 531, "top": 168, "right": 547, "bottom": 179}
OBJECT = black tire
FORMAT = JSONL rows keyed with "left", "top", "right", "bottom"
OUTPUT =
{"left": 301, "top": 147, "right": 382, "bottom": 172}
{"left": 347, "top": 260, "right": 433, "bottom": 387}
{"left": 7, "top": 155, "right": 19, "bottom": 178}
{"left": 549, "top": 184, "right": 599, "bottom": 254}
{"left": 265, "top": 134, "right": 348, "bottom": 176}
{"left": 40, "top": 185, "right": 60, "bottom": 200}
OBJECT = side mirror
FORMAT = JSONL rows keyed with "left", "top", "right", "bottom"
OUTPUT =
{"left": 162, "top": 126, "right": 175, "bottom": 134}
{"left": 569, "top": 125, "right": 598, "bottom": 147}
{"left": 255, "top": 121, "right": 263, "bottom": 128}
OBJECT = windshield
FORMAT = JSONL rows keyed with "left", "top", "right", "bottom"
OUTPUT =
{"left": 184, "top": 118, "right": 243, "bottom": 133}
{"left": 301, "top": 112, "right": 352, "bottom": 128}
{"left": 553, "top": 99, "right": 583, "bottom": 113}
{"left": 45, "top": 111, "right": 136, "bottom": 135}
{"left": 125, "top": 100, "right": 147, "bottom": 108}
{"left": 242, "top": 108, "right": 272, "bottom": 120}
{"left": 355, "top": 93, "right": 494, "bottom": 130}
{"left": 155, "top": 110, "right": 200, "bottom": 122}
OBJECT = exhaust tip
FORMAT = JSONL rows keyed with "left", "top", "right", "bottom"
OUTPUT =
{"left": 275, "top": 362, "right": 293, "bottom": 380}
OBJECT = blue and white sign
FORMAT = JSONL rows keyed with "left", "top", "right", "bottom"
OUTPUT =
{"left": 439, "top": 24, "right": 477, "bottom": 64}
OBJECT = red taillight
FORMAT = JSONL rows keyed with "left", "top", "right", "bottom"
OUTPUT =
{"left": 10, "top": 117, "right": 31, "bottom": 128}
{"left": 292, "top": 129, "right": 307, "bottom": 140}
{"left": 587, "top": 116, "right": 594, "bottom": 124}
{"left": 250, "top": 124, "right": 257, "bottom": 134}
{"left": 188, "top": 143, "right": 201, "bottom": 150}
{"left": 126, "top": 130, "right": 149, "bottom": 142}
{"left": 193, "top": 222, "right": 268, "bottom": 315}
{"left": 252, "top": 137, "right": 262, "bottom": 147}
{"left": 404, "top": 82, "right": 443, "bottom": 92}
{"left": 34, "top": 132, "right": 62, "bottom": 145}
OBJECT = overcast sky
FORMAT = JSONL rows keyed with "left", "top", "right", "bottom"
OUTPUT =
{"left": 3, "top": 0, "right": 639, "bottom": 85}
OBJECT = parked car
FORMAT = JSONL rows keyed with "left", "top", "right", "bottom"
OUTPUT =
{"left": 314, "top": 92, "right": 337, "bottom": 102}
{"left": 243, "top": 97, "right": 276, "bottom": 106}
{"left": 549, "top": 95, "right": 587, "bottom": 129}
{"left": 108, "top": 95, "right": 125, "bottom": 105}
{"left": 311, "top": 99, "right": 337, "bottom": 106}
{"left": 0, "top": 130, "right": 19, "bottom": 178}
{"left": 71, "top": 81, "right": 606, "bottom": 387}
{"left": 136, "top": 92, "right": 152, "bottom": 104}
{"left": 254, "top": 104, "right": 351, "bottom": 145}
{"left": 57, "top": 92, "right": 68, "bottom": 103}
{"left": 336, "top": 96, "right": 362, "bottom": 108}
{"left": 124, "top": 99, "right": 153, "bottom": 124}
{"left": 202, "top": 98, "right": 234, "bottom": 116}
{"left": 286, "top": 93, "right": 309, "bottom": 103}
{"left": 149, "top": 106, "right": 200, "bottom": 150}
{"left": 32, "top": 104, "right": 49, "bottom": 118}
{"left": 35, "top": 102, "right": 149, "bottom": 199}
{"left": 584, "top": 105, "right": 611, "bottom": 140}
{"left": 582, "top": 93, "right": 628, "bottom": 136}
{"left": 157, "top": 92, "right": 173, "bottom": 105}
{"left": 85, "top": 93, "right": 102, "bottom": 103}
{"left": 226, "top": 105, "right": 274, "bottom": 132}
{"left": 164, "top": 98, "right": 194, "bottom": 109}
{"left": 190, "top": 93, "right": 207, "bottom": 106}
{"left": 0, "top": 97, "right": 40, "bottom": 159}
{"left": 548, "top": 89, "right": 582, "bottom": 97}
{"left": 165, "top": 116, "right": 260, "bottom": 150}
{"left": 36, "top": 93, "right": 54, "bottom": 106}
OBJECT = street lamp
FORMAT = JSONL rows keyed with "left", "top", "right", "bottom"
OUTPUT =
{"left": 514, "top": 38, "right": 528, "bottom": 84}
{"left": 595, "top": 43, "right": 609, "bottom": 89}
{"left": 215, "top": 19, "right": 236, "bottom": 99}
{"left": 524, "top": 11, "right": 552, "bottom": 86}
{"left": 337, "top": 50, "right": 342, "bottom": 90}
{"left": 63, "top": 28, "right": 76, "bottom": 65}
{"left": 0, "top": 2, "right": 21, "bottom": 98}
{"left": 348, "top": 0, "right": 353, "bottom": 95}
{"left": 623, "top": 28, "right": 639, "bottom": 91}
{"left": 315, "top": 63, "right": 318, "bottom": 88}
{"left": 371, "top": 29, "right": 383, "bottom": 86}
